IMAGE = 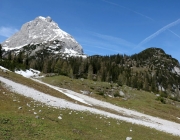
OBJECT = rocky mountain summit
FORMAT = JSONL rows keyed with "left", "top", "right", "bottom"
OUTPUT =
{"left": 1, "top": 16, "right": 84, "bottom": 57}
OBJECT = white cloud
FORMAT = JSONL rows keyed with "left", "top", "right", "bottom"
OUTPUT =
{"left": 0, "top": 26, "right": 18, "bottom": 37}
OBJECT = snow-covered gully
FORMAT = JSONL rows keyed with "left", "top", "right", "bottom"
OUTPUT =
{"left": 0, "top": 76, "right": 180, "bottom": 136}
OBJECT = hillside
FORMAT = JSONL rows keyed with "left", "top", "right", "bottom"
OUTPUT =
{"left": 0, "top": 67, "right": 180, "bottom": 139}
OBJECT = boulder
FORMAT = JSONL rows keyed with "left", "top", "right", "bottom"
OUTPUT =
{"left": 119, "top": 91, "right": 125, "bottom": 97}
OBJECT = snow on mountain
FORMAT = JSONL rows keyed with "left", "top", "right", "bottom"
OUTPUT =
{"left": 1, "top": 16, "right": 84, "bottom": 56}
{"left": 174, "top": 66, "right": 180, "bottom": 76}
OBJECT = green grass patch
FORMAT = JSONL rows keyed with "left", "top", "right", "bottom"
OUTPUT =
{"left": 0, "top": 82, "right": 180, "bottom": 140}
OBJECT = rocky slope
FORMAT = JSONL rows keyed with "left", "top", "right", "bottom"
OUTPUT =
{"left": 1, "top": 16, "right": 84, "bottom": 57}
{"left": 131, "top": 48, "right": 180, "bottom": 76}
{"left": 129, "top": 48, "right": 180, "bottom": 99}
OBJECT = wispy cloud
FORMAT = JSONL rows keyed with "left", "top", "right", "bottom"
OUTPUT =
{"left": 167, "top": 29, "right": 180, "bottom": 39}
{"left": 91, "top": 32, "right": 135, "bottom": 48}
{"left": 77, "top": 32, "right": 133, "bottom": 55}
{"left": 80, "top": 38, "right": 123, "bottom": 53}
{"left": 137, "top": 19, "right": 180, "bottom": 47}
{"left": 102, "top": 0, "right": 153, "bottom": 21}
{"left": 84, "top": 49, "right": 104, "bottom": 55}
{"left": 102, "top": 0, "right": 180, "bottom": 48}
{"left": 0, "top": 26, "right": 18, "bottom": 37}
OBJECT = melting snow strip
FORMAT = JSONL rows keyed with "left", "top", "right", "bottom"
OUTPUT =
{"left": 31, "top": 78, "right": 91, "bottom": 106}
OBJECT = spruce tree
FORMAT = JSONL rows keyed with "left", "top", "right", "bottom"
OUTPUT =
{"left": 88, "top": 64, "right": 93, "bottom": 80}
{"left": 0, "top": 44, "right": 2, "bottom": 59}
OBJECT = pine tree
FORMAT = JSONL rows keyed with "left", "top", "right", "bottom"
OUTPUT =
{"left": 78, "top": 61, "right": 84, "bottom": 76}
{"left": 54, "top": 59, "right": 62, "bottom": 74}
{"left": 8, "top": 51, "right": 12, "bottom": 61}
{"left": 0, "top": 44, "right": 2, "bottom": 59}
{"left": 42, "top": 59, "right": 49, "bottom": 73}
{"left": 24, "top": 54, "right": 29, "bottom": 69}
{"left": 17, "top": 51, "right": 23, "bottom": 63}
{"left": 88, "top": 64, "right": 93, "bottom": 80}
{"left": 151, "top": 75, "right": 156, "bottom": 92}
{"left": 69, "top": 67, "right": 74, "bottom": 79}
{"left": 62, "top": 61, "right": 68, "bottom": 75}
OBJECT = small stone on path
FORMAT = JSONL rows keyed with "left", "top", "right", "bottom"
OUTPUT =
{"left": 126, "top": 137, "right": 132, "bottom": 140}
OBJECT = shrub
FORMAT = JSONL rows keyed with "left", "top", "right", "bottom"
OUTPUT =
{"left": 114, "top": 92, "right": 120, "bottom": 97}
{"left": 156, "top": 97, "right": 166, "bottom": 104}
{"left": 97, "top": 92, "right": 104, "bottom": 96}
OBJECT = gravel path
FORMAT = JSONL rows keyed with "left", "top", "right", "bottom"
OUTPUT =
{"left": 1, "top": 76, "right": 180, "bottom": 136}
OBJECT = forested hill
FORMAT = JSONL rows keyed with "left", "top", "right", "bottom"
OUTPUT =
{"left": 1, "top": 46, "right": 180, "bottom": 101}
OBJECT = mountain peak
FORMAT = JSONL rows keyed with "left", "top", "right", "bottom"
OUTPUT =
{"left": 45, "top": 16, "right": 52, "bottom": 22}
{"left": 140, "top": 47, "right": 165, "bottom": 55}
{"left": 1, "top": 16, "right": 83, "bottom": 55}
{"left": 35, "top": 16, "right": 53, "bottom": 22}
{"left": 36, "top": 16, "right": 46, "bottom": 20}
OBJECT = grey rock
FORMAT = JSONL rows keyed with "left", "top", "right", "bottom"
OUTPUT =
{"left": 58, "top": 116, "right": 62, "bottom": 119}
{"left": 2, "top": 16, "right": 83, "bottom": 55}
{"left": 126, "top": 137, "right": 132, "bottom": 140}
{"left": 35, "top": 115, "right": 39, "bottom": 119}
{"left": 119, "top": 90, "right": 125, "bottom": 97}
{"left": 18, "top": 107, "right": 22, "bottom": 109}
{"left": 82, "top": 90, "right": 90, "bottom": 95}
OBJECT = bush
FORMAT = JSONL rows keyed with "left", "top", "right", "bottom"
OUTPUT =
{"left": 97, "top": 92, "right": 104, "bottom": 96}
{"left": 156, "top": 97, "right": 166, "bottom": 104}
{"left": 114, "top": 92, "right": 120, "bottom": 97}
{"left": 170, "top": 97, "right": 180, "bottom": 102}
{"left": 160, "top": 91, "right": 168, "bottom": 98}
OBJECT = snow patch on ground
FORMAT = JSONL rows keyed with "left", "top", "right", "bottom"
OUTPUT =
{"left": 0, "top": 66, "right": 11, "bottom": 71}
{"left": 32, "top": 78, "right": 91, "bottom": 106}
{"left": 15, "top": 69, "right": 41, "bottom": 78}
{"left": 15, "top": 69, "right": 90, "bottom": 105}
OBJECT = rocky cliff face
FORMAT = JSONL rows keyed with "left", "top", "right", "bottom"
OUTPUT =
{"left": 1, "top": 16, "right": 84, "bottom": 55}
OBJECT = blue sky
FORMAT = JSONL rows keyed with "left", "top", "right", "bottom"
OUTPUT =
{"left": 0, "top": 0, "right": 180, "bottom": 62}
